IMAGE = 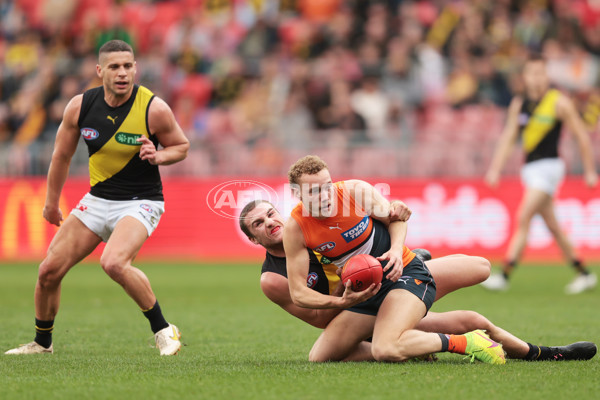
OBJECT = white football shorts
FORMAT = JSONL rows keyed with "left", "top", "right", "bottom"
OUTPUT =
{"left": 520, "top": 157, "right": 565, "bottom": 196}
{"left": 70, "top": 193, "right": 165, "bottom": 242}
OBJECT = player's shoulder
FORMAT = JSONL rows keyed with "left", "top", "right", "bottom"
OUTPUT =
{"left": 260, "top": 271, "right": 289, "bottom": 303}
{"left": 148, "top": 95, "right": 172, "bottom": 116}
{"left": 63, "top": 94, "right": 84, "bottom": 125}
{"left": 262, "top": 252, "right": 287, "bottom": 276}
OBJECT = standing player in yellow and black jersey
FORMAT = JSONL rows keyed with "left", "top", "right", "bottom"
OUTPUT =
{"left": 483, "top": 54, "right": 598, "bottom": 294}
{"left": 5, "top": 40, "right": 190, "bottom": 356}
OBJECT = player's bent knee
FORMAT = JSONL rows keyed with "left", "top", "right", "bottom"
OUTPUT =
{"left": 473, "top": 257, "right": 491, "bottom": 282}
{"left": 308, "top": 342, "right": 334, "bottom": 362}
{"left": 462, "top": 310, "right": 493, "bottom": 332}
{"left": 100, "top": 257, "right": 127, "bottom": 283}
{"left": 38, "top": 256, "right": 70, "bottom": 287}
{"left": 371, "top": 342, "right": 409, "bottom": 362}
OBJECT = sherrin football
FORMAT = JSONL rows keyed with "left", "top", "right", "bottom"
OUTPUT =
{"left": 341, "top": 254, "right": 383, "bottom": 292}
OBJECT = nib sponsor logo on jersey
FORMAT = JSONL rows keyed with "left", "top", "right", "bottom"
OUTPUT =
{"left": 81, "top": 128, "right": 99, "bottom": 141}
{"left": 116, "top": 132, "right": 142, "bottom": 146}
{"left": 307, "top": 272, "right": 319, "bottom": 288}
{"left": 341, "top": 216, "right": 369, "bottom": 243}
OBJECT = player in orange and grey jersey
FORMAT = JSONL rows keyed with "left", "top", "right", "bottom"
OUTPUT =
{"left": 282, "top": 155, "right": 506, "bottom": 364}
{"left": 241, "top": 200, "right": 597, "bottom": 362}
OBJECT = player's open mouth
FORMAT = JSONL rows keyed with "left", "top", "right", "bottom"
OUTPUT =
{"left": 115, "top": 81, "right": 128, "bottom": 88}
{"left": 271, "top": 226, "right": 281, "bottom": 234}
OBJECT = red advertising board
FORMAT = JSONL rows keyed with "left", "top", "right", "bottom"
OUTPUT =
{"left": 1, "top": 177, "right": 599, "bottom": 263}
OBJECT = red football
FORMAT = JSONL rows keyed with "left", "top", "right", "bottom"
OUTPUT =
{"left": 341, "top": 254, "right": 383, "bottom": 292}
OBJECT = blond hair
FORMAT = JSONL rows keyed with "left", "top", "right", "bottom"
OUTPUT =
{"left": 287, "top": 155, "right": 328, "bottom": 186}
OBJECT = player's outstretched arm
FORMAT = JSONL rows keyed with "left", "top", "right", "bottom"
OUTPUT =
{"left": 557, "top": 94, "right": 598, "bottom": 187}
{"left": 260, "top": 272, "right": 342, "bottom": 329}
{"left": 485, "top": 96, "right": 523, "bottom": 187}
{"left": 143, "top": 96, "right": 190, "bottom": 165}
{"left": 44, "top": 95, "right": 84, "bottom": 226}
{"left": 283, "top": 218, "right": 377, "bottom": 309}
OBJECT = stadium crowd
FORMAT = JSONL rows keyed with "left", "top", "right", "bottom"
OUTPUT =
{"left": 1, "top": 0, "right": 600, "bottom": 176}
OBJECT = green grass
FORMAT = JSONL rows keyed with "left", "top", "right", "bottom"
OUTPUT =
{"left": 0, "top": 262, "right": 598, "bottom": 400}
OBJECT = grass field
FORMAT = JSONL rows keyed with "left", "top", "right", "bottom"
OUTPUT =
{"left": 0, "top": 262, "right": 598, "bottom": 400}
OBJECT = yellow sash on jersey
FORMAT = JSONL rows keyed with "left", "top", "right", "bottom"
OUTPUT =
{"left": 522, "top": 89, "right": 560, "bottom": 154}
{"left": 89, "top": 86, "right": 154, "bottom": 187}
{"left": 314, "top": 252, "right": 341, "bottom": 295}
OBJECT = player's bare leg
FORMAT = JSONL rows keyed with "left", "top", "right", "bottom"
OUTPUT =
{"left": 6, "top": 216, "right": 101, "bottom": 354}
{"left": 425, "top": 255, "right": 490, "bottom": 300}
{"left": 482, "top": 188, "right": 549, "bottom": 291}
{"left": 101, "top": 217, "right": 181, "bottom": 355}
{"left": 309, "top": 311, "right": 376, "bottom": 362}
{"left": 36, "top": 216, "right": 102, "bottom": 320}
{"left": 417, "top": 311, "right": 528, "bottom": 358}
{"left": 101, "top": 217, "right": 156, "bottom": 309}
{"left": 373, "top": 290, "right": 504, "bottom": 364}
{"left": 539, "top": 198, "right": 598, "bottom": 293}
{"left": 370, "top": 290, "right": 438, "bottom": 361}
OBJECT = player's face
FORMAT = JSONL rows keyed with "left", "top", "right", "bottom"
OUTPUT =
{"left": 522, "top": 60, "right": 549, "bottom": 100}
{"left": 297, "top": 169, "right": 335, "bottom": 218}
{"left": 245, "top": 203, "right": 285, "bottom": 247}
{"left": 97, "top": 51, "right": 137, "bottom": 98}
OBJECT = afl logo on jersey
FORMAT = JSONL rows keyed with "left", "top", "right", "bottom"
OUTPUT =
{"left": 315, "top": 241, "right": 336, "bottom": 253}
{"left": 307, "top": 272, "right": 319, "bottom": 288}
{"left": 81, "top": 128, "right": 99, "bottom": 140}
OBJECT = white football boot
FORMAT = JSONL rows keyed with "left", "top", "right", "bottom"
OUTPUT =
{"left": 154, "top": 324, "right": 181, "bottom": 356}
{"left": 565, "top": 273, "right": 597, "bottom": 294}
{"left": 5, "top": 342, "right": 53, "bottom": 355}
{"left": 480, "top": 273, "right": 509, "bottom": 291}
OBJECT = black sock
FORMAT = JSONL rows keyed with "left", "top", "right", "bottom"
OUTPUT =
{"left": 503, "top": 260, "right": 516, "bottom": 280}
{"left": 438, "top": 333, "right": 449, "bottom": 352}
{"left": 142, "top": 301, "right": 169, "bottom": 334}
{"left": 34, "top": 318, "right": 54, "bottom": 349}
{"left": 525, "top": 343, "right": 552, "bottom": 361}
{"left": 572, "top": 259, "right": 589, "bottom": 275}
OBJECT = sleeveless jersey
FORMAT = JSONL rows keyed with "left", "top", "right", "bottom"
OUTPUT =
{"left": 519, "top": 88, "right": 562, "bottom": 163}
{"left": 78, "top": 85, "right": 163, "bottom": 201}
{"left": 290, "top": 181, "right": 415, "bottom": 268}
{"left": 261, "top": 250, "right": 339, "bottom": 295}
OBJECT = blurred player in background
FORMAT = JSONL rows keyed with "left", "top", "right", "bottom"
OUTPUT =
{"left": 483, "top": 54, "right": 598, "bottom": 294}
{"left": 241, "top": 199, "right": 597, "bottom": 362}
{"left": 5, "top": 40, "right": 190, "bottom": 355}
{"left": 282, "top": 155, "right": 506, "bottom": 364}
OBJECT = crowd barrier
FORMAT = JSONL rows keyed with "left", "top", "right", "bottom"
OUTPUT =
{"left": 1, "top": 177, "right": 599, "bottom": 263}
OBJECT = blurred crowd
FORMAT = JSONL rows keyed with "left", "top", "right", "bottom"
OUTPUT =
{"left": 1, "top": 0, "right": 600, "bottom": 176}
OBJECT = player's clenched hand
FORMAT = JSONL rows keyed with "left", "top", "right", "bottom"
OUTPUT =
{"left": 377, "top": 247, "right": 404, "bottom": 282}
{"left": 389, "top": 200, "right": 411, "bottom": 222}
{"left": 43, "top": 205, "right": 63, "bottom": 227}
{"left": 137, "top": 136, "right": 161, "bottom": 165}
{"left": 340, "top": 280, "right": 380, "bottom": 307}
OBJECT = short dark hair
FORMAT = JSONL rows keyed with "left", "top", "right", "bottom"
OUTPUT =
{"left": 239, "top": 200, "right": 275, "bottom": 239}
{"left": 98, "top": 40, "right": 134, "bottom": 58}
